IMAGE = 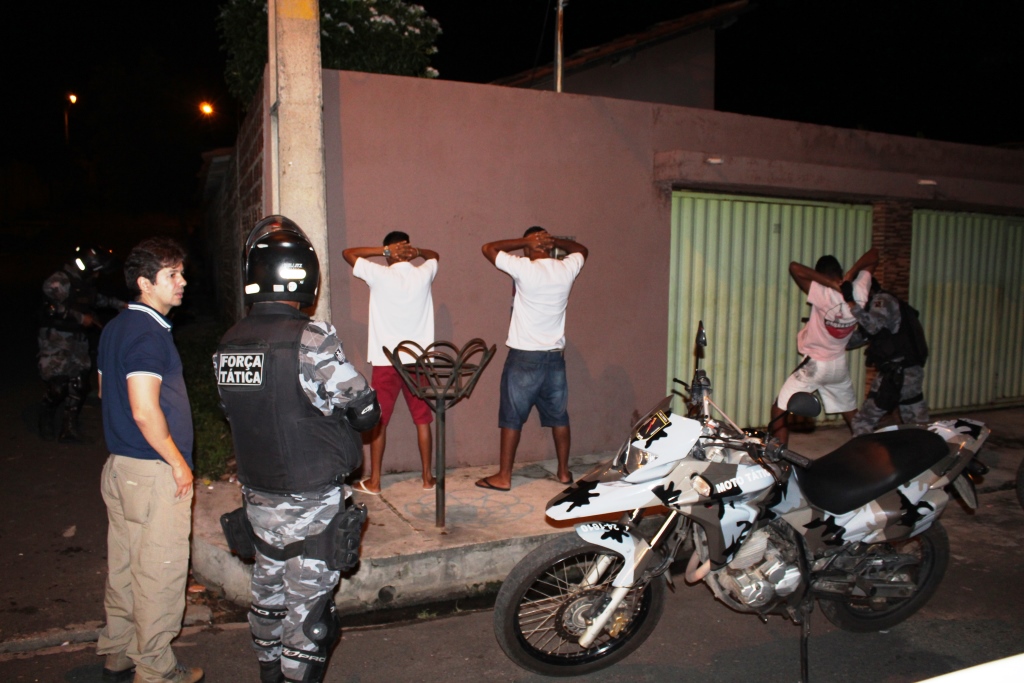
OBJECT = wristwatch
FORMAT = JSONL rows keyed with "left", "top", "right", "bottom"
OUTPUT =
{"left": 383, "top": 247, "right": 391, "bottom": 258}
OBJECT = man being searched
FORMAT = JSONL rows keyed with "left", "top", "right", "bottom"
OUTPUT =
{"left": 38, "top": 245, "right": 126, "bottom": 442}
{"left": 216, "top": 216, "right": 380, "bottom": 683}
{"left": 342, "top": 232, "right": 439, "bottom": 495}
{"left": 770, "top": 248, "right": 878, "bottom": 444}
{"left": 95, "top": 238, "right": 202, "bottom": 683}
{"left": 844, "top": 278, "right": 930, "bottom": 435}
{"left": 477, "top": 226, "right": 587, "bottom": 491}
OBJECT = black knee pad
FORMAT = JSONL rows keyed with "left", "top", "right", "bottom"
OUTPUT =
{"left": 65, "top": 374, "right": 86, "bottom": 413}
{"left": 250, "top": 603, "right": 287, "bottom": 651}
{"left": 302, "top": 595, "right": 340, "bottom": 648}
{"left": 284, "top": 595, "right": 340, "bottom": 683}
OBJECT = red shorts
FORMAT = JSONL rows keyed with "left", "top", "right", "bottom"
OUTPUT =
{"left": 371, "top": 365, "right": 433, "bottom": 427}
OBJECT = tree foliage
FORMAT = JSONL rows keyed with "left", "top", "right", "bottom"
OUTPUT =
{"left": 219, "top": 0, "right": 441, "bottom": 106}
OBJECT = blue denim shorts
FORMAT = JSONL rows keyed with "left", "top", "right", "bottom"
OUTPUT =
{"left": 498, "top": 349, "right": 569, "bottom": 430}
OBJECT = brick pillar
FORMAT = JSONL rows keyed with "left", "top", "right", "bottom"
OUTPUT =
{"left": 863, "top": 201, "right": 915, "bottom": 398}
{"left": 871, "top": 201, "right": 914, "bottom": 299}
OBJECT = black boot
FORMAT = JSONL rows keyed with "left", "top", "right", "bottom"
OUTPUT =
{"left": 58, "top": 375, "right": 88, "bottom": 443}
{"left": 259, "top": 659, "right": 285, "bottom": 683}
{"left": 58, "top": 411, "right": 85, "bottom": 443}
{"left": 38, "top": 379, "right": 66, "bottom": 440}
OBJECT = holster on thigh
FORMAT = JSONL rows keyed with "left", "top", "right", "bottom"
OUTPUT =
{"left": 221, "top": 506, "right": 257, "bottom": 561}
{"left": 304, "top": 501, "right": 368, "bottom": 572}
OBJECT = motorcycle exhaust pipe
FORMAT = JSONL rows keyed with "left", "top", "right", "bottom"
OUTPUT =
{"left": 685, "top": 550, "right": 711, "bottom": 583}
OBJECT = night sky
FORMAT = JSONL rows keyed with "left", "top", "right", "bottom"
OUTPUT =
{"left": 4, "top": 0, "right": 1022, "bottom": 218}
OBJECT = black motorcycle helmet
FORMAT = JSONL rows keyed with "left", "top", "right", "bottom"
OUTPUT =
{"left": 73, "top": 246, "right": 116, "bottom": 275}
{"left": 243, "top": 215, "right": 320, "bottom": 306}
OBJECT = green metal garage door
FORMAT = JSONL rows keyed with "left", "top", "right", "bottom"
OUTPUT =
{"left": 669, "top": 192, "right": 873, "bottom": 429}
{"left": 911, "top": 211, "right": 1024, "bottom": 411}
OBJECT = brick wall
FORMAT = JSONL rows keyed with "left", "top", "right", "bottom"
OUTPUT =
{"left": 871, "top": 201, "right": 914, "bottom": 299}
{"left": 864, "top": 200, "right": 915, "bottom": 394}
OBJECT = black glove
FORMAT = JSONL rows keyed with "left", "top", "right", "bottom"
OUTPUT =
{"left": 840, "top": 280, "right": 855, "bottom": 303}
{"left": 344, "top": 389, "right": 381, "bottom": 432}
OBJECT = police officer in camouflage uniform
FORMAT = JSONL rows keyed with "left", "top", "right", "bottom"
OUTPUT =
{"left": 215, "top": 216, "right": 380, "bottom": 683}
{"left": 38, "top": 246, "right": 126, "bottom": 441}
{"left": 842, "top": 278, "right": 930, "bottom": 436}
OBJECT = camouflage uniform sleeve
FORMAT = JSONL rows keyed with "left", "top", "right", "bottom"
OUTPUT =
{"left": 95, "top": 293, "right": 127, "bottom": 311}
{"left": 298, "top": 320, "right": 371, "bottom": 416}
{"left": 41, "top": 271, "right": 83, "bottom": 325}
{"left": 850, "top": 292, "right": 900, "bottom": 336}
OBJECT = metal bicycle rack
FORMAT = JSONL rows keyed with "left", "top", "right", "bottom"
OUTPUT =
{"left": 384, "top": 339, "right": 496, "bottom": 528}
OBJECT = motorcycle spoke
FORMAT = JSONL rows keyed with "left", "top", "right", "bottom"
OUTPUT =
{"left": 513, "top": 552, "right": 642, "bottom": 658}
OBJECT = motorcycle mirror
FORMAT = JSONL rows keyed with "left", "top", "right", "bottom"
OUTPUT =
{"left": 693, "top": 321, "right": 706, "bottom": 374}
{"left": 786, "top": 392, "right": 822, "bottom": 418}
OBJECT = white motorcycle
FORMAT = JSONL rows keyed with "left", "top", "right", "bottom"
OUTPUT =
{"left": 493, "top": 322, "right": 989, "bottom": 679}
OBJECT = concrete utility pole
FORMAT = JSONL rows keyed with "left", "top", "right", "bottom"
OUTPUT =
{"left": 268, "top": 0, "right": 331, "bottom": 322}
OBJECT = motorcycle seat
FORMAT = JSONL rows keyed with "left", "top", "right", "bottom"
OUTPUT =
{"left": 795, "top": 428, "right": 949, "bottom": 515}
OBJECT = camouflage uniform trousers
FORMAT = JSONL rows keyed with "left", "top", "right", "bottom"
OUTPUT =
{"left": 851, "top": 364, "right": 929, "bottom": 436}
{"left": 38, "top": 327, "right": 91, "bottom": 381}
{"left": 244, "top": 484, "right": 342, "bottom": 682}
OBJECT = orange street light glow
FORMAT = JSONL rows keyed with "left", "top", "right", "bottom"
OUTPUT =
{"left": 68, "top": 94, "right": 77, "bottom": 104}
{"left": 199, "top": 102, "right": 214, "bottom": 116}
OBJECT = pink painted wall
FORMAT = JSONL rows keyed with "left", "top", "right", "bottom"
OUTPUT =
{"left": 321, "top": 70, "right": 1024, "bottom": 475}
{"left": 323, "top": 72, "right": 674, "bottom": 473}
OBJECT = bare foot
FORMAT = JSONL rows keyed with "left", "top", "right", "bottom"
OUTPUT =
{"left": 423, "top": 475, "right": 436, "bottom": 490}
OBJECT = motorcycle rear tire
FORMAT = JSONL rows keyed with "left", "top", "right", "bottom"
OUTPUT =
{"left": 493, "top": 532, "right": 666, "bottom": 677}
{"left": 819, "top": 521, "right": 949, "bottom": 633}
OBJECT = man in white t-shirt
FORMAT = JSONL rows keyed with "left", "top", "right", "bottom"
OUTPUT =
{"left": 771, "top": 248, "right": 878, "bottom": 444}
{"left": 343, "top": 232, "right": 439, "bottom": 495}
{"left": 477, "top": 226, "right": 588, "bottom": 491}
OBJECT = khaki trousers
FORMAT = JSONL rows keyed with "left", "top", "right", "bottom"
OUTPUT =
{"left": 97, "top": 455, "right": 192, "bottom": 682}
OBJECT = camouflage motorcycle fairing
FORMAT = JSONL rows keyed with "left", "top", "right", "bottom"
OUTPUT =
{"left": 575, "top": 521, "right": 657, "bottom": 588}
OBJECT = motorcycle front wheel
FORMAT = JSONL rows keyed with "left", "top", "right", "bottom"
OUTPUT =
{"left": 819, "top": 521, "right": 949, "bottom": 633}
{"left": 493, "top": 532, "right": 666, "bottom": 677}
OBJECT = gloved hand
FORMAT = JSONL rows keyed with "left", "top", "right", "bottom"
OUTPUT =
{"left": 840, "top": 280, "right": 855, "bottom": 304}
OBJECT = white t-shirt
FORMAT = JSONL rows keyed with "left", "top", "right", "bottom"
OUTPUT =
{"left": 495, "top": 251, "right": 585, "bottom": 351}
{"left": 797, "top": 270, "right": 872, "bottom": 361}
{"left": 353, "top": 258, "right": 438, "bottom": 365}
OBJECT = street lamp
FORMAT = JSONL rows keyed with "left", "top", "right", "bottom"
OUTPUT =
{"left": 64, "top": 93, "right": 77, "bottom": 144}
{"left": 199, "top": 101, "right": 214, "bottom": 117}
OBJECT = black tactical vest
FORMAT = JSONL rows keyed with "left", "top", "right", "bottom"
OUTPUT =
{"left": 216, "top": 303, "right": 360, "bottom": 493}
{"left": 864, "top": 293, "right": 927, "bottom": 368}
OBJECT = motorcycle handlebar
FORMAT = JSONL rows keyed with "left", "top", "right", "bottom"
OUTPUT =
{"left": 780, "top": 448, "right": 813, "bottom": 469}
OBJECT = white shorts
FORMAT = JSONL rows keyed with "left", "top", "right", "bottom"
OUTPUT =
{"left": 776, "top": 356, "right": 857, "bottom": 414}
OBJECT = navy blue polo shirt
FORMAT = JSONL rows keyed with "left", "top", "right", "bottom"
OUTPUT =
{"left": 97, "top": 303, "right": 194, "bottom": 467}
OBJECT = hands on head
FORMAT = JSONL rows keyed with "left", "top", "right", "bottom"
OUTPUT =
{"left": 389, "top": 241, "right": 420, "bottom": 262}
{"left": 526, "top": 230, "right": 554, "bottom": 254}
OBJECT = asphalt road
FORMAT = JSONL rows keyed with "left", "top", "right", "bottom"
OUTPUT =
{"left": 1, "top": 477, "right": 1021, "bottom": 682}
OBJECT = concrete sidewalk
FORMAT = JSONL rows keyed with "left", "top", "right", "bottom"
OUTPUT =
{"left": 190, "top": 451, "right": 611, "bottom": 616}
{"left": 189, "top": 406, "right": 1024, "bottom": 617}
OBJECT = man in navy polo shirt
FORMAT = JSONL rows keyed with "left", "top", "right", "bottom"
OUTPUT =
{"left": 95, "top": 237, "right": 203, "bottom": 683}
